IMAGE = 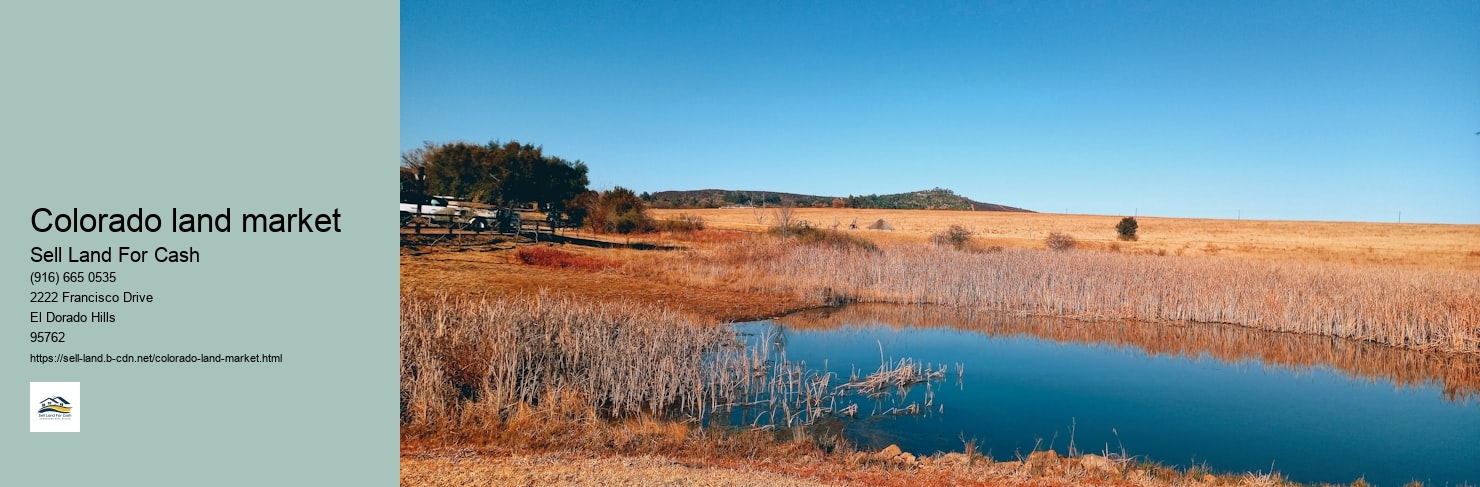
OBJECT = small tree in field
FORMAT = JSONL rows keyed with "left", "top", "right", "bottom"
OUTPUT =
{"left": 1046, "top": 232, "right": 1077, "bottom": 251}
{"left": 1116, "top": 217, "right": 1139, "bottom": 241}
{"left": 932, "top": 224, "right": 973, "bottom": 250}
{"left": 773, "top": 204, "right": 795, "bottom": 235}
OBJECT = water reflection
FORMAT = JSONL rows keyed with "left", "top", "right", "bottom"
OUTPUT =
{"left": 741, "top": 304, "right": 1480, "bottom": 486}
{"left": 777, "top": 304, "right": 1479, "bottom": 403}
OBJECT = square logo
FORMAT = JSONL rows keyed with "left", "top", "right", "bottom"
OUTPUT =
{"left": 30, "top": 382, "right": 80, "bottom": 433}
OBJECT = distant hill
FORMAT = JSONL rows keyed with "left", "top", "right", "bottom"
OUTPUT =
{"left": 645, "top": 188, "right": 1032, "bottom": 212}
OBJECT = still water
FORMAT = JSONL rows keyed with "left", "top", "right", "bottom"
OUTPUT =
{"left": 731, "top": 304, "right": 1479, "bottom": 487}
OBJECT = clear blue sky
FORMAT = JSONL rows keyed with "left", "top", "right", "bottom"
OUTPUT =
{"left": 402, "top": 1, "right": 1479, "bottom": 223}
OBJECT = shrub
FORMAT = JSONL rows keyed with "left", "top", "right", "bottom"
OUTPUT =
{"left": 611, "top": 210, "right": 652, "bottom": 234}
{"left": 767, "top": 226, "right": 877, "bottom": 252}
{"left": 1116, "top": 217, "right": 1139, "bottom": 241}
{"left": 585, "top": 187, "right": 653, "bottom": 234}
{"left": 931, "top": 225, "right": 974, "bottom": 250}
{"left": 563, "top": 190, "right": 598, "bottom": 227}
{"left": 658, "top": 213, "right": 705, "bottom": 233}
{"left": 1045, "top": 232, "right": 1077, "bottom": 251}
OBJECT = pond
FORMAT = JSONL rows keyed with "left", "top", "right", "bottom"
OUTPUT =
{"left": 728, "top": 304, "right": 1480, "bottom": 487}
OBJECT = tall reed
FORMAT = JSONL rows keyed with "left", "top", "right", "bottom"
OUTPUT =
{"left": 400, "top": 293, "right": 734, "bottom": 431}
{"left": 648, "top": 239, "right": 1480, "bottom": 353}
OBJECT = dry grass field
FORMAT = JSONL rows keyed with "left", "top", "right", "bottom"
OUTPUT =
{"left": 399, "top": 239, "right": 809, "bottom": 322}
{"left": 401, "top": 209, "right": 1479, "bottom": 486}
{"left": 653, "top": 208, "right": 1480, "bottom": 270}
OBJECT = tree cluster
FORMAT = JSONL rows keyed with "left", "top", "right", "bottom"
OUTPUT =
{"left": 844, "top": 188, "right": 973, "bottom": 210}
{"left": 400, "top": 140, "right": 589, "bottom": 210}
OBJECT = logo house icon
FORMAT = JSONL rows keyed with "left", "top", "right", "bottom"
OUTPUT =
{"left": 30, "top": 382, "right": 81, "bottom": 432}
{"left": 38, "top": 396, "right": 72, "bottom": 414}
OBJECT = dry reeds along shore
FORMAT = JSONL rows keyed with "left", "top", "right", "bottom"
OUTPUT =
{"left": 401, "top": 292, "right": 959, "bottom": 439}
{"left": 634, "top": 234, "right": 1480, "bottom": 354}
{"left": 400, "top": 293, "right": 733, "bottom": 434}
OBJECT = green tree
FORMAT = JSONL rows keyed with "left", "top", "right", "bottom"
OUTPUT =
{"left": 420, "top": 141, "right": 495, "bottom": 201}
{"left": 1116, "top": 217, "right": 1139, "bottom": 241}
{"left": 404, "top": 140, "right": 590, "bottom": 210}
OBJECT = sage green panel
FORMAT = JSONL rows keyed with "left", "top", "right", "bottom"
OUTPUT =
{"left": 2, "top": 1, "right": 399, "bottom": 485}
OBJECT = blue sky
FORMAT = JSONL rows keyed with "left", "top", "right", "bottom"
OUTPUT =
{"left": 402, "top": 1, "right": 1479, "bottom": 223}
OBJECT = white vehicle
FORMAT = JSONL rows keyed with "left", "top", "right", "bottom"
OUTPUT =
{"left": 400, "top": 195, "right": 517, "bottom": 233}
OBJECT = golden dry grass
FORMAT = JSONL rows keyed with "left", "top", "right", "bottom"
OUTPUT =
{"left": 653, "top": 208, "right": 1480, "bottom": 270}
{"left": 628, "top": 237, "right": 1479, "bottom": 353}
{"left": 400, "top": 241, "right": 808, "bottom": 321}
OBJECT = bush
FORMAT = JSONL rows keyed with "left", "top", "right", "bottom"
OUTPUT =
{"left": 610, "top": 210, "right": 652, "bottom": 234}
{"left": 1045, "top": 232, "right": 1077, "bottom": 251}
{"left": 585, "top": 187, "right": 653, "bottom": 234}
{"left": 1116, "top": 217, "right": 1138, "bottom": 241}
{"left": 931, "top": 224, "right": 974, "bottom": 250}
{"left": 767, "top": 226, "right": 877, "bottom": 252}
{"left": 563, "top": 191, "right": 598, "bottom": 227}
{"left": 658, "top": 213, "right": 705, "bottom": 233}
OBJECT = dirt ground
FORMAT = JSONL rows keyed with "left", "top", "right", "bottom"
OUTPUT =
{"left": 401, "top": 451, "right": 837, "bottom": 487}
{"left": 399, "top": 446, "right": 1245, "bottom": 487}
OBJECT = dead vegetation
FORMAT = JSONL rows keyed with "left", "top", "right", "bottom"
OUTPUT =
{"left": 401, "top": 293, "right": 730, "bottom": 433}
{"left": 638, "top": 238, "right": 1479, "bottom": 353}
{"left": 1045, "top": 232, "right": 1078, "bottom": 251}
{"left": 931, "top": 224, "right": 973, "bottom": 249}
